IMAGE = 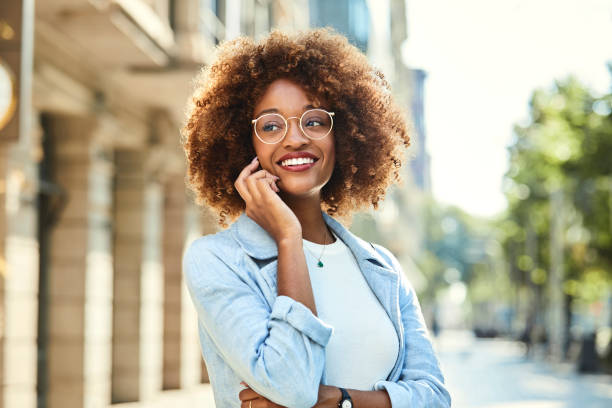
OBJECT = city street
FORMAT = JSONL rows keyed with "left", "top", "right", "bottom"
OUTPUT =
{"left": 436, "top": 331, "right": 612, "bottom": 408}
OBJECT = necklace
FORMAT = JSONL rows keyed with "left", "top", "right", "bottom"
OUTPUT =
{"left": 304, "top": 230, "right": 330, "bottom": 268}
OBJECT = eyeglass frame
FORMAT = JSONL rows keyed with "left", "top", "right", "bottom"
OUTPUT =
{"left": 251, "top": 108, "right": 335, "bottom": 145}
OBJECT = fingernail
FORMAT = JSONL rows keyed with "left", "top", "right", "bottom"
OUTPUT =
{"left": 251, "top": 156, "right": 258, "bottom": 163}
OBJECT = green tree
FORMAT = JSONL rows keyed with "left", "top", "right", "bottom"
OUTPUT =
{"left": 502, "top": 70, "right": 612, "bottom": 359}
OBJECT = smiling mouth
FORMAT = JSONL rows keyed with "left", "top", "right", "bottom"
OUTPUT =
{"left": 277, "top": 157, "right": 318, "bottom": 167}
{"left": 276, "top": 157, "right": 320, "bottom": 172}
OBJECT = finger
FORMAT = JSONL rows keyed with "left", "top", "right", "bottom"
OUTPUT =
{"left": 248, "top": 167, "right": 279, "bottom": 185}
{"left": 255, "top": 174, "right": 280, "bottom": 197}
{"left": 236, "top": 157, "right": 260, "bottom": 183}
{"left": 266, "top": 175, "right": 280, "bottom": 193}
{"left": 251, "top": 170, "right": 279, "bottom": 188}
{"left": 239, "top": 396, "right": 261, "bottom": 408}
{"left": 235, "top": 157, "right": 260, "bottom": 194}
{"left": 243, "top": 156, "right": 260, "bottom": 173}
{"left": 240, "top": 398, "right": 258, "bottom": 408}
{"left": 270, "top": 179, "right": 279, "bottom": 193}
{"left": 256, "top": 172, "right": 279, "bottom": 194}
{"left": 246, "top": 169, "right": 272, "bottom": 180}
{"left": 235, "top": 176, "right": 251, "bottom": 204}
{"left": 235, "top": 160, "right": 258, "bottom": 203}
{"left": 246, "top": 170, "right": 271, "bottom": 203}
{"left": 238, "top": 387, "right": 260, "bottom": 401}
{"left": 263, "top": 172, "right": 280, "bottom": 190}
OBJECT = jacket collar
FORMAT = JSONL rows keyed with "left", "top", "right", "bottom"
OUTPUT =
{"left": 229, "top": 211, "right": 393, "bottom": 273}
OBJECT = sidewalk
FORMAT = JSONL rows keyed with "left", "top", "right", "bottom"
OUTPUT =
{"left": 435, "top": 330, "right": 612, "bottom": 408}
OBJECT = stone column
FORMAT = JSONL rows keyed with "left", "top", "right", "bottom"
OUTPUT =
{"left": 181, "top": 202, "right": 220, "bottom": 386}
{"left": 112, "top": 150, "right": 164, "bottom": 402}
{"left": 162, "top": 179, "right": 186, "bottom": 390}
{"left": 140, "top": 180, "right": 164, "bottom": 398}
{"left": 112, "top": 150, "right": 144, "bottom": 402}
{"left": 0, "top": 143, "right": 7, "bottom": 408}
{"left": 83, "top": 135, "right": 114, "bottom": 408}
{"left": 43, "top": 115, "right": 114, "bottom": 408}
{"left": 180, "top": 202, "right": 205, "bottom": 387}
{"left": 0, "top": 141, "right": 8, "bottom": 408}
{"left": 2, "top": 111, "right": 41, "bottom": 408}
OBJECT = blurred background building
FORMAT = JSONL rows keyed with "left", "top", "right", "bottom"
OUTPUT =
{"left": 0, "top": 1, "right": 427, "bottom": 407}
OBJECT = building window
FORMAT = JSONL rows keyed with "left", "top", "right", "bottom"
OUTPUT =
{"left": 309, "top": 0, "right": 370, "bottom": 52}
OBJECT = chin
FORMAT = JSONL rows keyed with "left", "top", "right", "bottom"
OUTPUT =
{"left": 279, "top": 179, "right": 327, "bottom": 199}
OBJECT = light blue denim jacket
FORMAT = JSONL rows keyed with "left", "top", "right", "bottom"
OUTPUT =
{"left": 183, "top": 211, "right": 451, "bottom": 408}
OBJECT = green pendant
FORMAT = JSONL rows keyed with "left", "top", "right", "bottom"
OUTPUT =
{"left": 317, "top": 260, "right": 324, "bottom": 267}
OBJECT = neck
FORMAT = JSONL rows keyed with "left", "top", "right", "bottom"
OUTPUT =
{"left": 280, "top": 193, "right": 334, "bottom": 244}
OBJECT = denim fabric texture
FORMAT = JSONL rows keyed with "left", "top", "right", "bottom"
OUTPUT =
{"left": 183, "top": 211, "right": 452, "bottom": 408}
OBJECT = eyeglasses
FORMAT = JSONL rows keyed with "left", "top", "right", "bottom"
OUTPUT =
{"left": 251, "top": 108, "right": 335, "bottom": 145}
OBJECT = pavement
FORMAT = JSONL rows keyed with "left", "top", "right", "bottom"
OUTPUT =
{"left": 434, "top": 330, "right": 612, "bottom": 408}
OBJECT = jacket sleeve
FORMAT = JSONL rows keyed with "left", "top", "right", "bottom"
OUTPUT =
{"left": 183, "top": 238, "right": 333, "bottom": 408}
{"left": 372, "top": 245, "right": 452, "bottom": 408}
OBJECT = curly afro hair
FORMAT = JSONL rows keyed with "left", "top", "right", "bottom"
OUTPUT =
{"left": 182, "top": 28, "right": 411, "bottom": 226}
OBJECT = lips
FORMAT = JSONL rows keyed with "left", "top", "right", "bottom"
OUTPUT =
{"left": 276, "top": 151, "right": 319, "bottom": 164}
{"left": 276, "top": 151, "right": 320, "bottom": 172}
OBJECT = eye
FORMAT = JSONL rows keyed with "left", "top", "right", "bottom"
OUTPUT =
{"left": 262, "top": 122, "right": 282, "bottom": 132}
{"left": 304, "top": 118, "right": 324, "bottom": 127}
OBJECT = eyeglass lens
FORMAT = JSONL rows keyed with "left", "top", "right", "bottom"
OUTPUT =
{"left": 254, "top": 109, "right": 332, "bottom": 143}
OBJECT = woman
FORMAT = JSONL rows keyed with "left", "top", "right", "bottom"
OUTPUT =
{"left": 182, "top": 29, "right": 451, "bottom": 408}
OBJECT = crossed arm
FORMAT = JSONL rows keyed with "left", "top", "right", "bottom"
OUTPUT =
{"left": 238, "top": 383, "right": 391, "bottom": 408}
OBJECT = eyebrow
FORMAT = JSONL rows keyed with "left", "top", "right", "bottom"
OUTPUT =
{"left": 254, "top": 104, "right": 317, "bottom": 119}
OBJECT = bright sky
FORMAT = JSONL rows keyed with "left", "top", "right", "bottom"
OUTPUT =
{"left": 403, "top": 0, "right": 612, "bottom": 218}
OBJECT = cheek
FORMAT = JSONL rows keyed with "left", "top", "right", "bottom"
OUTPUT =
{"left": 252, "top": 138, "right": 275, "bottom": 169}
{"left": 325, "top": 138, "right": 336, "bottom": 171}
{"left": 251, "top": 135, "right": 265, "bottom": 157}
{"left": 251, "top": 134, "right": 261, "bottom": 153}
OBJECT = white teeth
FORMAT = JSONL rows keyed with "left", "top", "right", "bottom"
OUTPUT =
{"left": 281, "top": 157, "right": 315, "bottom": 167}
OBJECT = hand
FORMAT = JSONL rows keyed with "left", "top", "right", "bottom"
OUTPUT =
{"left": 238, "top": 382, "right": 286, "bottom": 408}
{"left": 234, "top": 157, "right": 302, "bottom": 243}
{"left": 239, "top": 382, "right": 340, "bottom": 408}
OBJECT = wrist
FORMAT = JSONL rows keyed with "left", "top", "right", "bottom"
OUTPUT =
{"left": 276, "top": 232, "right": 302, "bottom": 248}
{"left": 337, "top": 387, "right": 353, "bottom": 408}
{"left": 319, "top": 385, "right": 342, "bottom": 408}
{"left": 333, "top": 387, "right": 343, "bottom": 407}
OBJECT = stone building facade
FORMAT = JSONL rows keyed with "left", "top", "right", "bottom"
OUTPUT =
{"left": 0, "top": 1, "right": 307, "bottom": 407}
{"left": 0, "top": 1, "right": 422, "bottom": 407}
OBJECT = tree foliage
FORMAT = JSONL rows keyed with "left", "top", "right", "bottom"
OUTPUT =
{"left": 502, "top": 70, "right": 612, "bottom": 309}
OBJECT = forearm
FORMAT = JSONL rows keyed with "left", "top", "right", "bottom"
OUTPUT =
{"left": 277, "top": 237, "right": 318, "bottom": 316}
{"left": 315, "top": 386, "right": 391, "bottom": 408}
{"left": 347, "top": 389, "right": 391, "bottom": 408}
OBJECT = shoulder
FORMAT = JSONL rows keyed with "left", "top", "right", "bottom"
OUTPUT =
{"left": 368, "top": 242, "right": 401, "bottom": 271}
{"left": 324, "top": 213, "right": 399, "bottom": 272}
{"left": 182, "top": 229, "right": 245, "bottom": 281}
{"left": 368, "top": 242, "right": 416, "bottom": 290}
{"left": 184, "top": 228, "right": 234, "bottom": 259}
{"left": 368, "top": 243, "right": 421, "bottom": 305}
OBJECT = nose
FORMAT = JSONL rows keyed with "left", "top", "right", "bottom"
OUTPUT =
{"left": 282, "top": 117, "right": 309, "bottom": 148}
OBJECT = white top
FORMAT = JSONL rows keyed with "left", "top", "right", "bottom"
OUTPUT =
{"left": 303, "top": 232, "right": 399, "bottom": 390}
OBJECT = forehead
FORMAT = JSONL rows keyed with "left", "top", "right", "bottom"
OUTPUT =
{"left": 254, "top": 79, "right": 323, "bottom": 113}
